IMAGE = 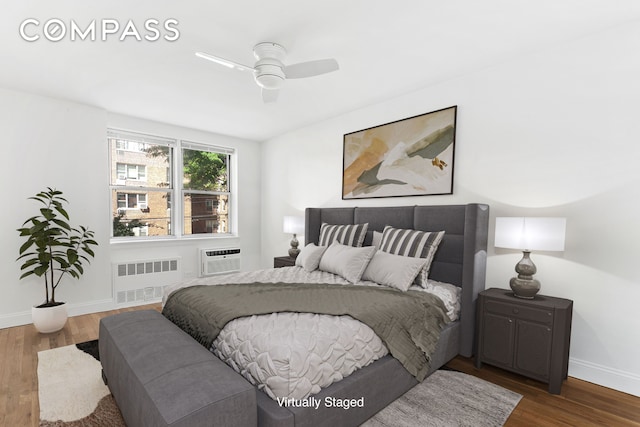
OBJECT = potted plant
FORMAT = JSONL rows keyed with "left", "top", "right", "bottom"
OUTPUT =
{"left": 17, "top": 187, "right": 98, "bottom": 333}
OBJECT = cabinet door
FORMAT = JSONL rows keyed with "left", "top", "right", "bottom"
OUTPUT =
{"left": 514, "top": 319, "right": 552, "bottom": 380}
{"left": 480, "top": 312, "right": 514, "bottom": 368}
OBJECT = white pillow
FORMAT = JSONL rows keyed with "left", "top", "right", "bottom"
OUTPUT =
{"left": 362, "top": 251, "right": 428, "bottom": 291}
{"left": 318, "top": 242, "right": 376, "bottom": 283}
{"left": 295, "top": 243, "right": 327, "bottom": 272}
{"left": 422, "top": 279, "right": 462, "bottom": 321}
{"left": 371, "top": 231, "right": 383, "bottom": 249}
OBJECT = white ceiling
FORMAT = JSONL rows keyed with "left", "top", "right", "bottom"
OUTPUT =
{"left": 2, "top": 1, "right": 640, "bottom": 141}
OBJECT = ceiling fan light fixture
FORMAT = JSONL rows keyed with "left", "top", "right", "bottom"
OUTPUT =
{"left": 255, "top": 73, "right": 284, "bottom": 90}
{"left": 254, "top": 57, "right": 285, "bottom": 90}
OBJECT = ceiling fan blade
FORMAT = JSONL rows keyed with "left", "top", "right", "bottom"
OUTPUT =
{"left": 284, "top": 59, "right": 339, "bottom": 79}
{"left": 262, "top": 88, "right": 279, "bottom": 103}
{"left": 195, "top": 52, "right": 254, "bottom": 72}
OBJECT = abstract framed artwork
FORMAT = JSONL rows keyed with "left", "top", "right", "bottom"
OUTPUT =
{"left": 342, "top": 105, "right": 457, "bottom": 200}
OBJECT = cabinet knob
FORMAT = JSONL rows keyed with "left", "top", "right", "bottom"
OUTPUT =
{"left": 512, "top": 308, "right": 519, "bottom": 314}
{"left": 508, "top": 319, "right": 513, "bottom": 323}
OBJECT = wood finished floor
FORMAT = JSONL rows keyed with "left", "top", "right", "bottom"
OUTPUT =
{"left": 1, "top": 304, "right": 638, "bottom": 427}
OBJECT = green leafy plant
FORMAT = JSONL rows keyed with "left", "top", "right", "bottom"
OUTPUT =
{"left": 17, "top": 188, "right": 98, "bottom": 307}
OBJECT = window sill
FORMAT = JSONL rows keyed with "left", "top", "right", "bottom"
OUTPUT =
{"left": 110, "top": 233, "right": 239, "bottom": 245}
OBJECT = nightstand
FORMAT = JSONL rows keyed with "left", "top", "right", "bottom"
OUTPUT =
{"left": 273, "top": 256, "right": 296, "bottom": 268}
{"left": 475, "top": 288, "right": 573, "bottom": 394}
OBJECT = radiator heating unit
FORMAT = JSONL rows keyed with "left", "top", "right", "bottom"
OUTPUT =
{"left": 200, "top": 248, "right": 241, "bottom": 276}
{"left": 112, "top": 257, "right": 182, "bottom": 306}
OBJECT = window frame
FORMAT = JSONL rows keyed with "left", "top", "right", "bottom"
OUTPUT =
{"left": 108, "top": 129, "right": 236, "bottom": 242}
{"left": 180, "top": 141, "right": 232, "bottom": 238}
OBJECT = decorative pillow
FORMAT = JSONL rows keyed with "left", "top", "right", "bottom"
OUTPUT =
{"left": 318, "top": 223, "right": 368, "bottom": 247}
{"left": 362, "top": 251, "right": 428, "bottom": 292}
{"left": 422, "top": 279, "right": 462, "bottom": 321}
{"left": 379, "top": 226, "right": 445, "bottom": 287}
{"left": 371, "top": 231, "right": 383, "bottom": 249}
{"left": 294, "top": 243, "right": 327, "bottom": 272}
{"left": 318, "top": 241, "right": 376, "bottom": 283}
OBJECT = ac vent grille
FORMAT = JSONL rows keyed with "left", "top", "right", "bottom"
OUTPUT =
{"left": 116, "top": 259, "right": 178, "bottom": 277}
{"left": 116, "top": 286, "right": 166, "bottom": 304}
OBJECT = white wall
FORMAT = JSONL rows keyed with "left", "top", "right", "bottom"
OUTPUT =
{"left": 261, "top": 22, "right": 640, "bottom": 396}
{"left": 0, "top": 87, "right": 112, "bottom": 325}
{"left": 0, "top": 89, "right": 262, "bottom": 327}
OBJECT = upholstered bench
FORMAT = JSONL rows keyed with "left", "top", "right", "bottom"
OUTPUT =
{"left": 99, "top": 310, "right": 257, "bottom": 427}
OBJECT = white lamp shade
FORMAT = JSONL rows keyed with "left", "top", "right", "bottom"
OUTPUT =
{"left": 283, "top": 216, "right": 304, "bottom": 234}
{"left": 495, "top": 217, "right": 566, "bottom": 251}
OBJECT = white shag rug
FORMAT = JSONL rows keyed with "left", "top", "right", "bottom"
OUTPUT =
{"left": 38, "top": 343, "right": 126, "bottom": 426}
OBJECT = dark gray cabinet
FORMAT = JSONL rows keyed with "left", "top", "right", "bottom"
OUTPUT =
{"left": 475, "top": 288, "right": 572, "bottom": 394}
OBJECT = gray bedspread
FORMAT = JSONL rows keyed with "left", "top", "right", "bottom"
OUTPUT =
{"left": 162, "top": 282, "right": 449, "bottom": 381}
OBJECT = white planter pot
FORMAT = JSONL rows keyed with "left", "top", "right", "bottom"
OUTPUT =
{"left": 32, "top": 303, "right": 68, "bottom": 333}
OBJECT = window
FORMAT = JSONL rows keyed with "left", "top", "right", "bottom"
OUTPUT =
{"left": 117, "top": 193, "right": 147, "bottom": 210}
{"left": 182, "top": 143, "right": 231, "bottom": 236}
{"left": 109, "top": 130, "right": 234, "bottom": 240}
{"left": 115, "top": 139, "right": 148, "bottom": 152}
{"left": 116, "top": 163, "right": 146, "bottom": 181}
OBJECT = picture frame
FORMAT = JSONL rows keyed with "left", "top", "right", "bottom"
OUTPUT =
{"left": 342, "top": 105, "right": 457, "bottom": 200}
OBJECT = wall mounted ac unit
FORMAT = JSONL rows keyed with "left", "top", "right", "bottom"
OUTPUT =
{"left": 200, "top": 248, "right": 241, "bottom": 277}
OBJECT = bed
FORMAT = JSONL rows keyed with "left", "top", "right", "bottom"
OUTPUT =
{"left": 162, "top": 203, "right": 489, "bottom": 427}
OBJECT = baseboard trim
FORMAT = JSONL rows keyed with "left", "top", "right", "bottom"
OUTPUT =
{"left": 570, "top": 357, "right": 640, "bottom": 397}
{"left": 0, "top": 310, "right": 32, "bottom": 329}
{"left": 0, "top": 299, "right": 116, "bottom": 329}
{"left": 67, "top": 299, "right": 117, "bottom": 318}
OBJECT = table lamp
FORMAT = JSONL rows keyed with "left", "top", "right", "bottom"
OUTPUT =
{"left": 283, "top": 216, "right": 304, "bottom": 258}
{"left": 494, "top": 217, "right": 566, "bottom": 299}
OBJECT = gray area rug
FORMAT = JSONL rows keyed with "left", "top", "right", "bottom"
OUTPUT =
{"left": 362, "top": 369, "right": 522, "bottom": 427}
{"left": 38, "top": 341, "right": 521, "bottom": 427}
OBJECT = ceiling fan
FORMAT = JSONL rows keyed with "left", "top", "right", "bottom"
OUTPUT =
{"left": 195, "top": 42, "right": 339, "bottom": 103}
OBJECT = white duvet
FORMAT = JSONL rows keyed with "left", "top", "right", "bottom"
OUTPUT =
{"left": 214, "top": 312, "right": 388, "bottom": 400}
{"left": 162, "top": 267, "right": 458, "bottom": 400}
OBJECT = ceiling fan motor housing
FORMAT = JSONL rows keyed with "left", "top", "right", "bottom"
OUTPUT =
{"left": 254, "top": 58, "right": 285, "bottom": 89}
{"left": 253, "top": 42, "right": 286, "bottom": 90}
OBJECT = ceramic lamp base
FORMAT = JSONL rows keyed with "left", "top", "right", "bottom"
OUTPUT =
{"left": 288, "top": 234, "right": 300, "bottom": 258}
{"left": 510, "top": 277, "right": 541, "bottom": 299}
{"left": 509, "top": 250, "right": 541, "bottom": 299}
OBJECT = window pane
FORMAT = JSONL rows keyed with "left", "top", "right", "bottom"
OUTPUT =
{"left": 127, "top": 193, "right": 138, "bottom": 208}
{"left": 182, "top": 148, "right": 228, "bottom": 191}
{"left": 183, "top": 193, "right": 229, "bottom": 235}
{"left": 112, "top": 190, "right": 172, "bottom": 237}
{"left": 109, "top": 138, "right": 172, "bottom": 188}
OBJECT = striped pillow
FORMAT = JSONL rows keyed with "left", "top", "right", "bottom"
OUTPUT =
{"left": 318, "top": 223, "right": 368, "bottom": 247}
{"left": 379, "top": 226, "right": 445, "bottom": 287}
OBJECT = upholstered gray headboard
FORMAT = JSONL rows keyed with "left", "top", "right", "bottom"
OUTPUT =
{"left": 305, "top": 204, "right": 489, "bottom": 356}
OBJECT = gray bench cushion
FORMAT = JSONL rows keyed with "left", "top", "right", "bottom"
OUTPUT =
{"left": 99, "top": 310, "right": 256, "bottom": 427}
